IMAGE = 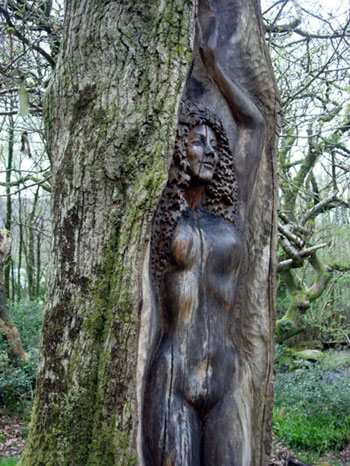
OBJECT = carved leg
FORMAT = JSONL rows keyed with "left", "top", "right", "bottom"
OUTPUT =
{"left": 202, "top": 392, "right": 251, "bottom": 466}
{"left": 143, "top": 340, "right": 201, "bottom": 466}
{"left": 143, "top": 389, "right": 201, "bottom": 466}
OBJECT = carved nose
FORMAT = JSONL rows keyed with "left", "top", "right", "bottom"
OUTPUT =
{"left": 205, "top": 145, "right": 215, "bottom": 157}
{"left": 205, "top": 147, "right": 218, "bottom": 166}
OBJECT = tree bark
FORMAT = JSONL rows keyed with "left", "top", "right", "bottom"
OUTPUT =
{"left": 21, "top": 1, "right": 279, "bottom": 465}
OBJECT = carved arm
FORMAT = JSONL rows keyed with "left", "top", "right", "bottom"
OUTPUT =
{"left": 197, "top": 13, "right": 264, "bottom": 129}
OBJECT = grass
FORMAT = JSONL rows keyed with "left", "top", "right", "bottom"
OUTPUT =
{"left": 0, "top": 459, "right": 18, "bottom": 465}
{"left": 273, "top": 361, "right": 350, "bottom": 455}
{"left": 274, "top": 408, "right": 350, "bottom": 452}
{"left": 321, "top": 350, "right": 350, "bottom": 369}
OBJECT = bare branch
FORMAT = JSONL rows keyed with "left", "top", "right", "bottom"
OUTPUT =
{"left": 301, "top": 191, "right": 338, "bottom": 225}
{"left": 278, "top": 222, "right": 305, "bottom": 248}
{"left": 278, "top": 243, "right": 328, "bottom": 271}
{"left": 277, "top": 258, "right": 299, "bottom": 271}
{"left": 266, "top": 25, "right": 350, "bottom": 40}
{"left": 0, "top": 5, "right": 56, "bottom": 68}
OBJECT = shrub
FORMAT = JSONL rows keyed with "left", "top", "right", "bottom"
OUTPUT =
{"left": 9, "top": 300, "right": 44, "bottom": 352}
{"left": 0, "top": 300, "right": 43, "bottom": 413}
{"left": 0, "top": 350, "right": 38, "bottom": 413}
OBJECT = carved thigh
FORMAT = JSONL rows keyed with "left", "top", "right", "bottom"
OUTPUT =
{"left": 202, "top": 392, "right": 251, "bottom": 466}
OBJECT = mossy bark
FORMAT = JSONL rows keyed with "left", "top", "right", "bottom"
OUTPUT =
{"left": 20, "top": 2, "right": 195, "bottom": 465}
{"left": 276, "top": 254, "right": 331, "bottom": 344}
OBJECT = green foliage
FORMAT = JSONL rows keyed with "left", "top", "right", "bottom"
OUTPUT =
{"left": 322, "top": 351, "right": 350, "bottom": 368}
{"left": 9, "top": 301, "right": 44, "bottom": 352}
{"left": 274, "top": 365, "right": 350, "bottom": 453}
{"left": 276, "top": 318, "right": 292, "bottom": 334}
{"left": 0, "top": 300, "right": 43, "bottom": 413}
{"left": 0, "top": 349, "right": 37, "bottom": 413}
{"left": 304, "top": 285, "right": 350, "bottom": 344}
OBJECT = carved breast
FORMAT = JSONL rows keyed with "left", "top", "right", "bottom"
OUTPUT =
{"left": 165, "top": 208, "right": 243, "bottom": 325}
{"left": 170, "top": 208, "right": 243, "bottom": 275}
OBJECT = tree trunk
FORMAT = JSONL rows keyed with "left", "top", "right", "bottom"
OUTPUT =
{"left": 21, "top": 2, "right": 196, "bottom": 465}
{"left": 35, "top": 217, "right": 42, "bottom": 298}
{"left": 21, "top": 1, "right": 278, "bottom": 465}
{"left": 276, "top": 254, "right": 331, "bottom": 344}
{"left": 0, "top": 230, "right": 25, "bottom": 361}
{"left": 16, "top": 191, "right": 23, "bottom": 302}
{"left": 4, "top": 112, "right": 14, "bottom": 299}
{"left": 25, "top": 186, "right": 40, "bottom": 300}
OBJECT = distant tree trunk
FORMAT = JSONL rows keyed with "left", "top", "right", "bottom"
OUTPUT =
{"left": 16, "top": 192, "right": 23, "bottom": 302}
{"left": 25, "top": 186, "right": 39, "bottom": 300}
{"left": 4, "top": 112, "right": 14, "bottom": 299}
{"left": 0, "top": 230, "right": 25, "bottom": 361}
{"left": 21, "top": 1, "right": 278, "bottom": 465}
{"left": 35, "top": 217, "right": 42, "bottom": 298}
{"left": 276, "top": 254, "right": 332, "bottom": 344}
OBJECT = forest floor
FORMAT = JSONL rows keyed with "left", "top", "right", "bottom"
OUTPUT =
{"left": 269, "top": 439, "right": 350, "bottom": 465}
{"left": 1, "top": 412, "right": 350, "bottom": 464}
{"left": 0, "top": 413, "right": 26, "bottom": 459}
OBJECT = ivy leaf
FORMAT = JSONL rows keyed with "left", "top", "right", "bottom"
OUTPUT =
{"left": 18, "top": 81, "right": 29, "bottom": 116}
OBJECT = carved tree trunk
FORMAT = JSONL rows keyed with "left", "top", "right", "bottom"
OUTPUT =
{"left": 21, "top": 1, "right": 279, "bottom": 465}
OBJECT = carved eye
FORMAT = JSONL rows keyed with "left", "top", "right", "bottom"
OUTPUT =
{"left": 190, "top": 139, "right": 202, "bottom": 146}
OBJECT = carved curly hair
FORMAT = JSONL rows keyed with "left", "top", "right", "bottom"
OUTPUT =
{"left": 151, "top": 101, "right": 239, "bottom": 285}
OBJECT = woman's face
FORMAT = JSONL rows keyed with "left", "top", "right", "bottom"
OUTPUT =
{"left": 186, "top": 124, "right": 218, "bottom": 183}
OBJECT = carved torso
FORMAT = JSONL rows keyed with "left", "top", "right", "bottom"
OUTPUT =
{"left": 157, "top": 208, "right": 243, "bottom": 410}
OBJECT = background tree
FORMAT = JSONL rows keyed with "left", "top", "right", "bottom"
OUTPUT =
{"left": 263, "top": 0, "right": 350, "bottom": 344}
{"left": 0, "top": 0, "right": 58, "bottom": 300}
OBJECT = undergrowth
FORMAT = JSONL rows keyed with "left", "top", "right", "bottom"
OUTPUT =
{"left": 273, "top": 364, "right": 350, "bottom": 453}
{"left": 0, "top": 301, "right": 43, "bottom": 414}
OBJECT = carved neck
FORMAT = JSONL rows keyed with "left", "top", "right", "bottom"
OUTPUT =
{"left": 184, "top": 184, "right": 206, "bottom": 209}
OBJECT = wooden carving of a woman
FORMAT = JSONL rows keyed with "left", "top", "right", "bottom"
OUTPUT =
{"left": 142, "top": 5, "right": 265, "bottom": 465}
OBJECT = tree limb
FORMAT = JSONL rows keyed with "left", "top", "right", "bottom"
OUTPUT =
{"left": 278, "top": 243, "right": 328, "bottom": 271}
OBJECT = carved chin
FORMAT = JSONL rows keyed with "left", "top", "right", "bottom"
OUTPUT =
{"left": 190, "top": 167, "right": 215, "bottom": 182}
